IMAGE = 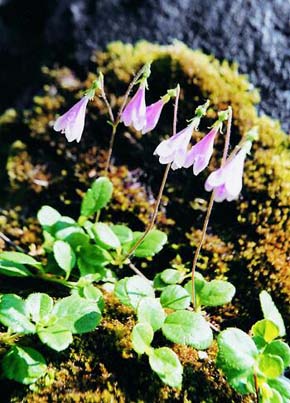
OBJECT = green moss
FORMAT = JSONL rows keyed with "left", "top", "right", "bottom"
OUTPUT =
{"left": 0, "top": 41, "right": 289, "bottom": 401}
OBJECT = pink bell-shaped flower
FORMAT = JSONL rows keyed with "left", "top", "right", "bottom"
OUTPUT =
{"left": 121, "top": 83, "right": 147, "bottom": 131}
{"left": 53, "top": 95, "right": 90, "bottom": 143}
{"left": 142, "top": 99, "right": 165, "bottom": 134}
{"left": 183, "top": 126, "right": 218, "bottom": 175}
{"left": 205, "top": 144, "right": 249, "bottom": 202}
{"left": 154, "top": 121, "right": 196, "bottom": 169}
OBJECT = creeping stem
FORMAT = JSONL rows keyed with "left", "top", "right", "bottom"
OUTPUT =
{"left": 123, "top": 85, "right": 181, "bottom": 262}
{"left": 191, "top": 107, "right": 232, "bottom": 309}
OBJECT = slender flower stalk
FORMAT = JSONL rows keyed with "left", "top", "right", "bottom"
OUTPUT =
{"left": 191, "top": 107, "right": 232, "bottom": 309}
{"left": 103, "top": 63, "right": 151, "bottom": 173}
{"left": 123, "top": 85, "right": 181, "bottom": 262}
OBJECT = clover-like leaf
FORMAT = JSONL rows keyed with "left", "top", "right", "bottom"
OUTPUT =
{"left": 37, "top": 205, "right": 61, "bottom": 227}
{"left": 260, "top": 291, "right": 285, "bottom": 337}
{"left": 217, "top": 328, "right": 258, "bottom": 377}
{"left": 198, "top": 279, "right": 235, "bottom": 307}
{"left": 53, "top": 240, "right": 76, "bottom": 279}
{"left": 148, "top": 347, "right": 183, "bottom": 388}
{"left": 162, "top": 310, "right": 213, "bottom": 350}
{"left": 132, "top": 323, "right": 154, "bottom": 355}
{"left": 160, "top": 285, "right": 191, "bottom": 310}
{"left": 25, "top": 293, "right": 53, "bottom": 324}
{"left": 252, "top": 319, "right": 280, "bottom": 343}
{"left": 38, "top": 325, "right": 73, "bottom": 352}
{"left": 111, "top": 225, "right": 133, "bottom": 244}
{"left": 2, "top": 346, "right": 47, "bottom": 385}
{"left": 133, "top": 230, "right": 167, "bottom": 258}
{"left": 125, "top": 276, "right": 155, "bottom": 309}
{"left": 137, "top": 297, "right": 166, "bottom": 331}
{"left": 264, "top": 341, "right": 290, "bottom": 369}
{"left": 81, "top": 177, "right": 113, "bottom": 217}
{"left": 160, "top": 269, "right": 184, "bottom": 285}
{"left": 92, "top": 223, "right": 121, "bottom": 250}
{"left": 258, "top": 354, "right": 284, "bottom": 379}
{"left": 0, "top": 294, "right": 35, "bottom": 334}
{"left": 52, "top": 294, "right": 101, "bottom": 334}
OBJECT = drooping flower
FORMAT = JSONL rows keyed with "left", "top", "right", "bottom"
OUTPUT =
{"left": 142, "top": 99, "right": 165, "bottom": 134}
{"left": 154, "top": 121, "right": 196, "bottom": 169}
{"left": 53, "top": 96, "right": 90, "bottom": 143}
{"left": 183, "top": 126, "right": 219, "bottom": 175}
{"left": 121, "top": 82, "right": 147, "bottom": 131}
{"left": 204, "top": 142, "right": 250, "bottom": 202}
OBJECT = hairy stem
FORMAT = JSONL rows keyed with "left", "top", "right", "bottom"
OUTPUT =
{"left": 191, "top": 107, "right": 232, "bottom": 309}
{"left": 0, "top": 232, "right": 25, "bottom": 253}
{"left": 123, "top": 84, "right": 180, "bottom": 262}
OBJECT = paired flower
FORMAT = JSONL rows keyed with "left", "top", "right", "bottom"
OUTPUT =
{"left": 154, "top": 100, "right": 210, "bottom": 170}
{"left": 205, "top": 141, "right": 252, "bottom": 202}
{"left": 121, "top": 63, "right": 176, "bottom": 134}
{"left": 53, "top": 95, "right": 90, "bottom": 143}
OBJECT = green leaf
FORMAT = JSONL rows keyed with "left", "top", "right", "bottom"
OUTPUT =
{"left": 77, "top": 258, "right": 105, "bottom": 279}
{"left": 184, "top": 272, "right": 206, "bottom": 307}
{"left": 217, "top": 328, "right": 258, "bottom": 376}
{"left": 160, "top": 269, "right": 184, "bottom": 285}
{"left": 111, "top": 225, "right": 133, "bottom": 244}
{"left": 81, "top": 177, "right": 113, "bottom": 217}
{"left": 114, "top": 278, "right": 131, "bottom": 306}
{"left": 133, "top": 230, "right": 167, "bottom": 258}
{"left": 258, "top": 354, "right": 284, "bottom": 379}
{"left": 0, "top": 294, "right": 35, "bottom": 334}
{"left": 59, "top": 232, "right": 90, "bottom": 251}
{"left": 52, "top": 295, "right": 101, "bottom": 334}
{"left": 38, "top": 325, "right": 73, "bottom": 351}
{"left": 148, "top": 347, "right": 183, "bottom": 388}
{"left": 92, "top": 223, "right": 121, "bottom": 250}
{"left": 137, "top": 297, "right": 166, "bottom": 331}
{"left": 252, "top": 319, "right": 280, "bottom": 343}
{"left": 132, "top": 323, "right": 154, "bottom": 355}
{"left": 37, "top": 205, "right": 61, "bottom": 227}
{"left": 53, "top": 240, "right": 76, "bottom": 279}
{"left": 0, "top": 260, "right": 32, "bottom": 277}
{"left": 80, "top": 244, "right": 111, "bottom": 267}
{"left": 264, "top": 340, "right": 290, "bottom": 368}
{"left": 25, "top": 293, "right": 53, "bottom": 324}
{"left": 160, "top": 285, "right": 191, "bottom": 310}
{"left": 268, "top": 377, "right": 290, "bottom": 401}
{"left": 153, "top": 273, "right": 168, "bottom": 291}
{"left": 0, "top": 251, "right": 42, "bottom": 269}
{"left": 162, "top": 310, "right": 213, "bottom": 349}
{"left": 2, "top": 346, "right": 47, "bottom": 385}
{"left": 260, "top": 291, "right": 285, "bottom": 337}
{"left": 198, "top": 280, "right": 235, "bottom": 307}
{"left": 125, "top": 276, "right": 155, "bottom": 309}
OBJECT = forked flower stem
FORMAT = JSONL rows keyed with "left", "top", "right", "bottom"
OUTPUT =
{"left": 103, "top": 65, "right": 148, "bottom": 174}
{"left": 191, "top": 107, "right": 232, "bottom": 309}
{"left": 123, "top": 84, "right": 181, "bottom": 262}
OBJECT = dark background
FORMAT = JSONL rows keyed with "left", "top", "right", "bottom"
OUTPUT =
{"left": 0, "top": 0, "right": 289, "bottom": 131}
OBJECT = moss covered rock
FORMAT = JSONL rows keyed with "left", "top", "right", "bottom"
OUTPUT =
{"left": 0, "top": 41, "right": 289, "bottom": 401}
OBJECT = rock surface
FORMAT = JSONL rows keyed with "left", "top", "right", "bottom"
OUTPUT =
{"left": 0, "top": 0, "right": 289, "bottom": 131}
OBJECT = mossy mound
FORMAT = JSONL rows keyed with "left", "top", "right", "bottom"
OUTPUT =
{"left": 0, "top": 41, "right": 289, "bottom": 401}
